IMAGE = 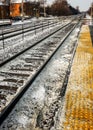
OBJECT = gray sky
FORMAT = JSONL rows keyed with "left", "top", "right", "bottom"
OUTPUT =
{"left": 47, "top": 0, "right": 92, "bottom": 11}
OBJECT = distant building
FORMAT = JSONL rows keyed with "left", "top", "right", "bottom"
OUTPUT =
{"left": 0, "top": 1, "right": 10, "bottom": 19}
{"left": 0, "top": 0, "right": 40, "bottom": 19}
{"left": 9, "top": 0, "right": 40, "bottom": 17}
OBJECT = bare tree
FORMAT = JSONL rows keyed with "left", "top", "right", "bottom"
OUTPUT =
{"left": 51, "top": 0, "right": 72, "bottom": 16}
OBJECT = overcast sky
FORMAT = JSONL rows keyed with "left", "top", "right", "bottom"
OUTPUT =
{"left": 47, "top": 0, "right": 92, "bottom": 11}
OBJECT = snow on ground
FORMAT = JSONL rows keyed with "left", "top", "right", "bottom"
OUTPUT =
{"left": 0, "top": 23, "right": 80, "bottom": 130}
{"left": 12, "top": 17, "right": 56, "bottom": 25}
{"left": 0, "top": 21, "right": 68, "bottom": 65}
{"left": 86, "top": 14, "right": 92, "bottom": 19}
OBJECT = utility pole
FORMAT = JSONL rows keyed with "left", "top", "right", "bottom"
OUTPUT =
{"left": 43, "top": 0, "right": 46, "bottom": 17}
{"left": 1, "top": 4, "right": 4, "bottom": 49}
{"left": 21, "top": 0, "right": 24, "bottom": 40}
{"left": 1, "top": 5, "right": 3, "bottom": 19}
{"left": 9, "top": 0, "right": 12, "bottom": 20}
{"left": 21, "top": 0, "right": 24, "bottom": 22}
{"left": 39, "top": 0, "right": 46, "bottom": 17}
{"left": 91, "top": 2, "right": 93, "bottom": 25}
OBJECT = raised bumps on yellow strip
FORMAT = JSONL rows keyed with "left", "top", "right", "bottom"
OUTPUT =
{"left": 63, "top": 25, "right": 93, "bottom": 130}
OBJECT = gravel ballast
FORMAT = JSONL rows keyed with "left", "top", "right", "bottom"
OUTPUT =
{"left": 0, "top": 23, "right": 81, "bottom": 130}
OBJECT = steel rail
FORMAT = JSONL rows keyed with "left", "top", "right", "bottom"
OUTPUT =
{"left": 0, "top": 20, "right": 81, "bottom": 125}
{"left": 0, "top": 21, "right": 59, "bottom": 40}
{"left": 0, "top": 21, "right": 72, "bottom": 67}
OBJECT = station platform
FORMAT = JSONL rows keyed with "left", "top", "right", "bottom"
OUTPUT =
{"left": 63, "top": 25, "right": 93, "bottom": 130}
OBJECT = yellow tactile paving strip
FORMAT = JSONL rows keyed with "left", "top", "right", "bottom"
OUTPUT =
{"left": 63, "top": 25, "right": 93, "bottom": 130}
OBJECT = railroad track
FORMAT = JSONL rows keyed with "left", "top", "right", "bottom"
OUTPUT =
{"left": 0, "top": 18, "right": 60, "bottom": 40}
{"left": 0, "top": 19, "right": 63, "bottom": 50}
{"left": 0, "top": 22, "right": 55, "bottom": 39}
{"left": 0, "top": 19, "right": 81, "bottom": 125}
{"left": 0, "top": 20, "right": 72, "bottom": 66}
{"left": 0, "top": 20, "right": 11, "bottom": 27}
{"left": 0, "top": 16, "right": 80, "bottom": 51}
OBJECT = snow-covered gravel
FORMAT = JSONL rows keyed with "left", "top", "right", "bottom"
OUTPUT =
{"left": 0, "top": 22, "right": 81, "bottom": 130}
{"left": 0, "top": 22, "right": 75, "bottom": 113}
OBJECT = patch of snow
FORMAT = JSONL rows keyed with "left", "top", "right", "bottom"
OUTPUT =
{"left": 86, "top": 14, "right": 92, "bottom": 19}
{"left": 31, "top": 86, "right": 45, "bottom": 103}
{"left": 85, "top": 14, "right": 92, "bottom": 25}
{"left": 17, "top": 114, "right": 28, "bottom": 126}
